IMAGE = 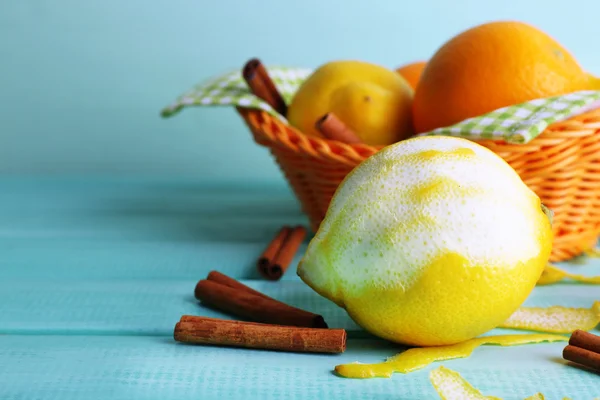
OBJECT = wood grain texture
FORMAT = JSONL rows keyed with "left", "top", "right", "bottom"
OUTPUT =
{"left": 0, "top": 177, "right": 309, "bottom": 280}
{"left": 0, "top": 177, "right": 599, "bottom": 399}
{"left": 0, "top": 279, "right": 596, "bottom": 335}
{"left": 0, "top": 279, "right": 361, "bottom": 335}
{"left": 1, "top": 336, "right": 599, "bottom": 400}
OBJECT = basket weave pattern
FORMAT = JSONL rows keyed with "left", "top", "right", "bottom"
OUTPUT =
{"left": 237, "top": 107, "right": 600, "bottom": 262}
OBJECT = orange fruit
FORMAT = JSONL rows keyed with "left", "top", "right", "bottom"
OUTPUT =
{"left": 413, "top": 21, "right": 592, "bottom": 133}
{"left": 396, "top": 61, "right": 427, "bottom": 89}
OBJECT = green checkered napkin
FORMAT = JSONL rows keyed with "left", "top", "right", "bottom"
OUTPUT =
{"left": 161, "top": 67, "right": 312, "bottom": 122}
{"left": 161, "top": 66, "right": 600, "bottom": 144}
{"left": 421, "top": 90, "right": 600, "bottom": 143}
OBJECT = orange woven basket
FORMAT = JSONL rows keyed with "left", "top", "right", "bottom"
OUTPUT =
{"left": 237, "top": 106, "right": 600, "bottom": 262}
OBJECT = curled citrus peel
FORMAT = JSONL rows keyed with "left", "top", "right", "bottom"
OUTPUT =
{"left": 334, "top": 334, "right": 565, "bottom": 379}
{"left": 524, "top": 395, "right": 546, "bottom": 400}
{"left": 584, "top": 247, "right": 600, "bottom": 258}
{"left": 499, "top": 302, "right": 600, "bottom": 333}
{"left": 429, "top": 366, "right": 549, "bottom": 399}
{"left": 335, "top": 301, "right": 599, "bottom": 379}
{"left": 537, "top": 264, "right": 600, "bottom": 285}
{"left": 429, "top": 366, "right": 501, "bottom": 399}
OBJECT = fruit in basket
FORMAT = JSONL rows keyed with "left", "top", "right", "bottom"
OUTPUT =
{"left": 287, "top": 60, "right": 414, "bottom": 146}
{"left": 297, "top": 136, "right": 553, "bottom": 346}
{"left": 396, "top": 61, "right": 427, "bottom": 90}
{"left": 413, "top": 21, "right": 593, "bottom": 133}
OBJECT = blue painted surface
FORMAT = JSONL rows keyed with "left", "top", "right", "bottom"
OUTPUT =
{"left": 0, "top": 177, "right": 599, "bottom": 399}
{"left": 1, "top": 336, "right": 598, "bottom": 400}
{"left": 2, "top": 0, "right": 600, "bottom": 182}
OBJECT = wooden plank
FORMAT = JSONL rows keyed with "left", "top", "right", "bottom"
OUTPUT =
{"left": 1, "top": 176, "right": 598, "bottom": 283}
{"left": 0, "top": 335, "right": 596, "bottom": 400}
{"left": 0, "top": 279, "right": 360, "bottom": 334}
{"left": 0, "top": 178, "right": 304, "bottom": 232}
{"left": 0, "top": 238, "right": 305, "bottom": 281}
{"left": 0, "top": 278, "right": 597, "bottom": 335}
{"left": 0, "top": 177, "right": 309, "bottom": 280}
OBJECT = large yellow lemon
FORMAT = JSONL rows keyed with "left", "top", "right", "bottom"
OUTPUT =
{"left": 297, "top": 136, "right": 553, "bottom": 346}
{"left": 287, "top": 60, "right": 414, "bottom": 146}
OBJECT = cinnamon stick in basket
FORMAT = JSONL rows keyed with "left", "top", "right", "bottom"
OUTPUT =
{"left": 315, "top": 113, "right": 362, "bottom": 144}
{"left": 243, "top": 58, "right": 288, "bottom": 116}
{"left": 174, "top": 316, "right": 346, "bottom": 353}
{"left": 194, "top": 277, "right": 327, "bottom": 328}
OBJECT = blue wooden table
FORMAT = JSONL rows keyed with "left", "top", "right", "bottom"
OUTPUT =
{"left": 1, "top": 176, "right": 598, "bottom": 399}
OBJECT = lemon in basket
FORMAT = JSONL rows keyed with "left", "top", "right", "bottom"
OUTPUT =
{"left": 287, "top": 60, "right": 414, "bottom": 146}
{"left": 297, "top": 136, "right": 553, "bottom": 346}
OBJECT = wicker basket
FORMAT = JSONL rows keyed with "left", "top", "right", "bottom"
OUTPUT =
{"left": 237, "top": 106, "right": 600, "bottom": 262}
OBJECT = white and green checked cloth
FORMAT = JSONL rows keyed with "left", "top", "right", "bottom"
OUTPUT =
{"left": 161, "top": 66, "right": 600, "bottom": 144}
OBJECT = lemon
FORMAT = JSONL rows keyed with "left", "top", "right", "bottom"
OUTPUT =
{"left": 287, "top": 60, "right": 414, "bottom": 146}
{"left": 297, "top": 136, "right": 553, "bottom": 346}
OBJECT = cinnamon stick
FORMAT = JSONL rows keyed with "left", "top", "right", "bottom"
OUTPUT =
{"left": 205, "top": 270, "right": 270, "bottom": 300}
{"left": 569, "top": 329, "right": 600, "bottom": 354}
{"left": 174, "top": 317, "right": 346, "bottom": 353}
{"left": 315, "top": 113, "right": 362, "bottom": 144}
{"left": 257, "top": 226, "right": 292, "bottom": 279}
{"left": 194, "top": 279, "right": 327, "bottom": 328}
{"left": 563, "top": 345, "right": 600, "bottom": 372}
{"left": 268, "top": 225, "right": 307, "bottom": 280}
{"left": 242, "top": 58, "right": 288, "bottom": 116}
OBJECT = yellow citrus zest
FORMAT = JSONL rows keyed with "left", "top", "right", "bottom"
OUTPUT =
{"left": 500, "top": 302, "right": 600, "bottom": 333}
{"left": 584, "top": 247, "right": 600, "bottom": 258}
{"left": 537, "top": 264, "right": 600, "bottom": 285}
{"left": 334, "top": 334, "right": 566, "bottom": 379}
{"left": 429, "top": 366, "right": 552, "bottom": 400}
